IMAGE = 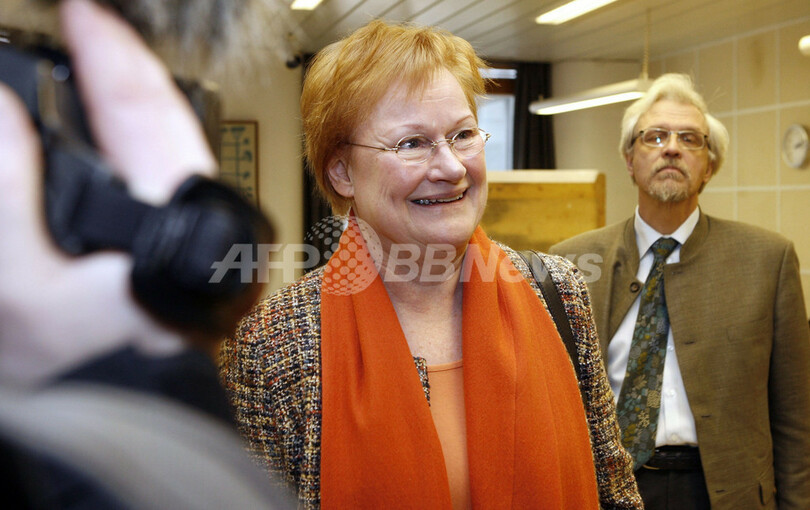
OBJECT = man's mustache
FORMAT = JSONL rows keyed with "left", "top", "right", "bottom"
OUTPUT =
{"left": 653, "top": 159, "right": 689, "bottom": 177}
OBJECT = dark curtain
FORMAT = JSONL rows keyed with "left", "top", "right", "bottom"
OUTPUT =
{"left": 513, "top": 62, "right": 555, "bottom": 169}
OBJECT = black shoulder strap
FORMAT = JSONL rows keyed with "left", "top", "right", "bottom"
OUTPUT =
{"left": 517, "top": 250, "right": 581, "bottom": 381}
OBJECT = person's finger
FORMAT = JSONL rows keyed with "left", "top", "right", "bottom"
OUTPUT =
{"left": 58, "top": 0, "right": 216, "bottom": 205}
{"left": 0, "top": 83, "right": 53, "bottom": 259}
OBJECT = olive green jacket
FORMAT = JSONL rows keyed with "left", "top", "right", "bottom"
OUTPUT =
{"left": 551, "top": 213, "right": 810, "bottom": 509}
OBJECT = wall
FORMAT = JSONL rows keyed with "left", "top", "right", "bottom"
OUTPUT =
{"left": 553, "top": 17, "right": 810, "bottom": 314}
{"left": 218, "top": 61, "right": 304, "bottom": 295}
{"left": 552, "top": 60, "right": 641, "bottom": 224}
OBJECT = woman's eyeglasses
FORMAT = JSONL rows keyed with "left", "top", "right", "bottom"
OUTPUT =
{"left": 347, "top": 128, "right": 491, "bottom": 164}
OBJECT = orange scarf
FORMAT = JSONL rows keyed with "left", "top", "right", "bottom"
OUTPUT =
{"left": 320, "top": 224, "right": 599, "bottom": 508}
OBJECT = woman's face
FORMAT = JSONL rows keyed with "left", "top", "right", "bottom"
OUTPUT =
{"left": 327, "top": 68, "right": 488, "bottom": 259}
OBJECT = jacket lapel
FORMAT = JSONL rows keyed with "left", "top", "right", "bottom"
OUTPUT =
{"left": 603, "top": 219, "right": 643, "bottom": 348}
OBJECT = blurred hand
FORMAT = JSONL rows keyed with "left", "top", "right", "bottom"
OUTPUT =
{"left": 0, "top": 0, "right": 219, "bottom": 384}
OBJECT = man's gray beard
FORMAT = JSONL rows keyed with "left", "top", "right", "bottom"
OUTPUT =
{"left": 645, "top": 159, "right": 694, "bottom": 203}
{"left": 648, "top": 179, "right": 691, "bottom": 203}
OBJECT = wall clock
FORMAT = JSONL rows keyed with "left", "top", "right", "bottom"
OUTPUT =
{"left": 782, "top": 123, "right": 809, "bottom": 169}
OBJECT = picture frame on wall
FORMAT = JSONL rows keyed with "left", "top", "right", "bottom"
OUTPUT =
{"left": 219, "top": 120, "right": 259, "bottom": 206}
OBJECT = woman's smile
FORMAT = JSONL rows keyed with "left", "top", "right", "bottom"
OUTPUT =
{"left": 411, "top": 190, "right": 466, "bottom": 206}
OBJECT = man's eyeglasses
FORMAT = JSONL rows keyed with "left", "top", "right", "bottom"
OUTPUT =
{"left": 634, "top": 128, "right": 709, "bottom": 150}
{"left": 346, "top": 128, "right": 491, "bottom": 164}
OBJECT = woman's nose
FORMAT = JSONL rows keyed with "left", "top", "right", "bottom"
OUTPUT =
{"left": 426, "top": 141, "right": 467, "bottom": 181}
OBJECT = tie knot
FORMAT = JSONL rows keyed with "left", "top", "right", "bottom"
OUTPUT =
{"left": 651, "top": 237, "right": 678, "bottom": 261}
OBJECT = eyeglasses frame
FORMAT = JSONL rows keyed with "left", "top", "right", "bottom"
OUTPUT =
{"left": 345, "top": 128, "right": 491, "bottom": 164}
{"left": 633, "top": 128, "right": 709, "bottom": 151}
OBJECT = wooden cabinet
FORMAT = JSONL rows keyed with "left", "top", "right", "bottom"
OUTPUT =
{"left": 481, "top": 170, "right": 605, "bottom": 252}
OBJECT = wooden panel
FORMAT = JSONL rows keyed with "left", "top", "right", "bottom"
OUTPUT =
{"left": 481, "top": 170, "right": 605, "bottom": 252}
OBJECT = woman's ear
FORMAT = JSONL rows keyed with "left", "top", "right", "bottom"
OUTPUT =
{"left": 327, "top": 154, "right": 355, "bottom": 199}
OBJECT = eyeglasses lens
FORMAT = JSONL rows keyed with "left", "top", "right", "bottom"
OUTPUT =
{"left": 395, "top": 129, "right": 488, "bottom": 163}
{"left": 641, "top": 129, "right": 705, "bottom": 150}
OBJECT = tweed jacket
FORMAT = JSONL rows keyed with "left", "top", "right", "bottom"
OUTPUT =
{"left": 220, "top": 244, "right": 643, "bottom": 509}
{"left": 550, "top": 213, "right": 810, "bottom": 510}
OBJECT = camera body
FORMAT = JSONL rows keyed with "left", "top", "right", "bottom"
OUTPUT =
{"left": 1, "top": 32, "right": 120, "bottom": 253}
{"left": 0, "top": 31, "right": 271, "bottom": 335}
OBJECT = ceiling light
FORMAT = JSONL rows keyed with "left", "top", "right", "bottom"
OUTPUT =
{"left": 291, "top": 0, "right": 323, "bottom": 10}
{"left": 800, "top": 35, "right": 810, "bottom": 56}
{"left": 531, "top": 7, "right": 652, "bottom": 115}
{"left": 536, "top": 0, "right": 620, "bottom": 25}
{"left": 529, "top": 77, "right": 651, "bottom": 115}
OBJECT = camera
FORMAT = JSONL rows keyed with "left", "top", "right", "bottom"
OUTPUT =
{"left": 0, "top": 28, "right": 272, "bottom": 334}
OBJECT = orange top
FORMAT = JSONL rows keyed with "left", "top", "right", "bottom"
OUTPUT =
{"left": 428, "top": 360, "right": 471, "bottom": 510}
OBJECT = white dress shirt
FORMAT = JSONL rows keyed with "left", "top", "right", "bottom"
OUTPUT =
{"left": 607, "top": 207, "right": 700, "bottom": 447}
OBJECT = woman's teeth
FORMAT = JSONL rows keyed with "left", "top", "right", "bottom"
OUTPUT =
{"left": 413, "top": 193, "right": 464, "bottom": 205}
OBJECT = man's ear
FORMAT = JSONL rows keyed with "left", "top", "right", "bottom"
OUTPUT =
{"left": 326, "top": 154, "right": 354, "bottom": 199}
{"left": 625, "top": 152, "right": 634, "bottom": 175}
{"left": 704, "top": 160, "right": 715, "bottom": 182}
{"left": 697, "top": 161, "right": 715, "bottom": 193}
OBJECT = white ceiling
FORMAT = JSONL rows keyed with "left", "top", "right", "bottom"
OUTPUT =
{"left": 281, "top": 0, "right": 810, "bottom": 64}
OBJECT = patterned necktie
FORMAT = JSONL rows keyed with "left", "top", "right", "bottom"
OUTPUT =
{"left": 616, "top": 237, "right": 679, "bottom": 470}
